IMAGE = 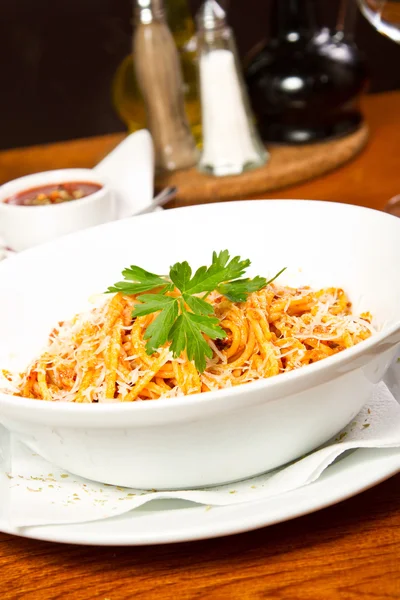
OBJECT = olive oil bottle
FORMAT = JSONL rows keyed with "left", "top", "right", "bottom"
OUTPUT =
{"left": 112, "top": 0, "right": 202, "bottom": 146}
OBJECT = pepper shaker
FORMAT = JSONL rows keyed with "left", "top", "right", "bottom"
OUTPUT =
{"left": 133, "top": 0, "right": 198, "bottom": 172}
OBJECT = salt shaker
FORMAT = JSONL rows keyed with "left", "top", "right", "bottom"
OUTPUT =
{"left": 196, "top": 0, "right": 268, "bottom": 177}
{"left": 133, "top": 0, "right": 198, "bottom": 173}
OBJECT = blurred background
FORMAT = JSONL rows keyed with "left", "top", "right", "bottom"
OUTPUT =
{"left": 1, "top": 0, "right": 399, "bottom": 151}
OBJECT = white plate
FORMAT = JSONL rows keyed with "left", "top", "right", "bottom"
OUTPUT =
{"left": 1, "top": 447, "right": 399, "bottom": 546}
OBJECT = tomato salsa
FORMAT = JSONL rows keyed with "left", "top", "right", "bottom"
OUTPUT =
{"left": 4, "top": 182, "right": 102, "bottom": 206}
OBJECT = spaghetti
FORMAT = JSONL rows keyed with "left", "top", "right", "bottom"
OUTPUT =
{"left": 3, "top": 284, "right": 374, "bottom": 402}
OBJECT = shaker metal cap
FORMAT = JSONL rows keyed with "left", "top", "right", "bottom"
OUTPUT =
{"left": 134, "top": 0, "right": 165, "bottom": 22}
{"left": 196, "top": 0, "right": 226, "bottom": 31}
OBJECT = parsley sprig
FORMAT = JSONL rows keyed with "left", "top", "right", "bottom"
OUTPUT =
{"left": 107, "top": 251, "right": 285, "bottom": 372}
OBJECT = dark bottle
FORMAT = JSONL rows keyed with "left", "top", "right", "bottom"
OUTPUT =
{"left": 244, "top": 0, "right": 369, "bottom": 144}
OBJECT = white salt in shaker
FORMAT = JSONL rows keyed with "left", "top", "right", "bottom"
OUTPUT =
{"left": 196, "top": 0, "right": 268, "bottom": 176}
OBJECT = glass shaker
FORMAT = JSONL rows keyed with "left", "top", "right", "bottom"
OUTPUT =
{"left": 196, "top": 0, "right": 268, "bottom": 177}
{"left": 133, "top": 0, "right": 198, "bottom": 173}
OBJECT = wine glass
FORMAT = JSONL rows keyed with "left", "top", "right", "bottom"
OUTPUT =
{"left": 357, "top": 0, "right": 400, "bottom": 42}
{"left": 356, "top": 0, "right": 400, "bottom": 216}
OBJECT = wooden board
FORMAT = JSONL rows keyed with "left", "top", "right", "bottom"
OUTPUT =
{"left": 156, "top": 124, "right": 369, "bottom": 205}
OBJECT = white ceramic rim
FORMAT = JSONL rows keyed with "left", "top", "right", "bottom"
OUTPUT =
{"left": 0, "top": 199, "right": 399, "bottom": 415}
{"left": 0, "top": 168, "right": 108, "bottom": 212}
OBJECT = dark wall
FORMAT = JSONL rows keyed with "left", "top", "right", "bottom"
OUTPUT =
{"left": 0, "top": 0, "right": 398, "bottom": 150}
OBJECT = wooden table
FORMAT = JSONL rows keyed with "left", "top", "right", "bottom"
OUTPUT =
{"left": 1, "top": 91, "right": 399, "bottom": 210}
{"left": 1, "top": 91, "right": 400, "bottom": 599}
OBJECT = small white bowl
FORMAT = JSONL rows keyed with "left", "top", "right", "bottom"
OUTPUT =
{"left": 0, "top": 168, "right": 115, "bottom": 251}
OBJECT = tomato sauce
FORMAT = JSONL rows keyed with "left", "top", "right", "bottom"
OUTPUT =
{"left": 4, "top": 181, "right": 102, "bottom": 206}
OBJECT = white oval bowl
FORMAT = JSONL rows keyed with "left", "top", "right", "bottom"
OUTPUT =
{"left": 0, "top": 168, "right": 115, "bottom": 251}
{"left": 0, "top": 200, "right": 399, "bottom": 489}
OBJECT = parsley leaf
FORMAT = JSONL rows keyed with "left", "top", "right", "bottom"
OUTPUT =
{"left": 132, "top": 294, "right": 177, "bottom": 317}
{"left": 107, "top": 266, "right": 171, "bottom": 295}
{"left": 108, "top": 251, "right": 286, "bottom": 372}
{"left": 170, "top": 251, "right": 250, "bottom": 295}
{"left": 218, "top": 268, "right": 287, "bottom": 302}
{"left": 142, "top": 299, "right": 179, "bottom": 355}
{"left": 169, "top": 261, "right": 192, "bottom": 291}
{"left": 182, "top": 294, "right": 214, "bottom": 316}
{"left": 169, "top": 312, "right": 225, "bottom": 373}
{"left": 218, "top": 276, "right": 267, "bottom": 302}
{"left": 132, "top": 294, "right": 179, "bottom": 354}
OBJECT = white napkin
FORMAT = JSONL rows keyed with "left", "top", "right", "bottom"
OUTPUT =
{"left": 1, "top": 360, "right": 400, "bottom": 528}
{"left": 94, "top": 130, "right": 154, "bottom": 218}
